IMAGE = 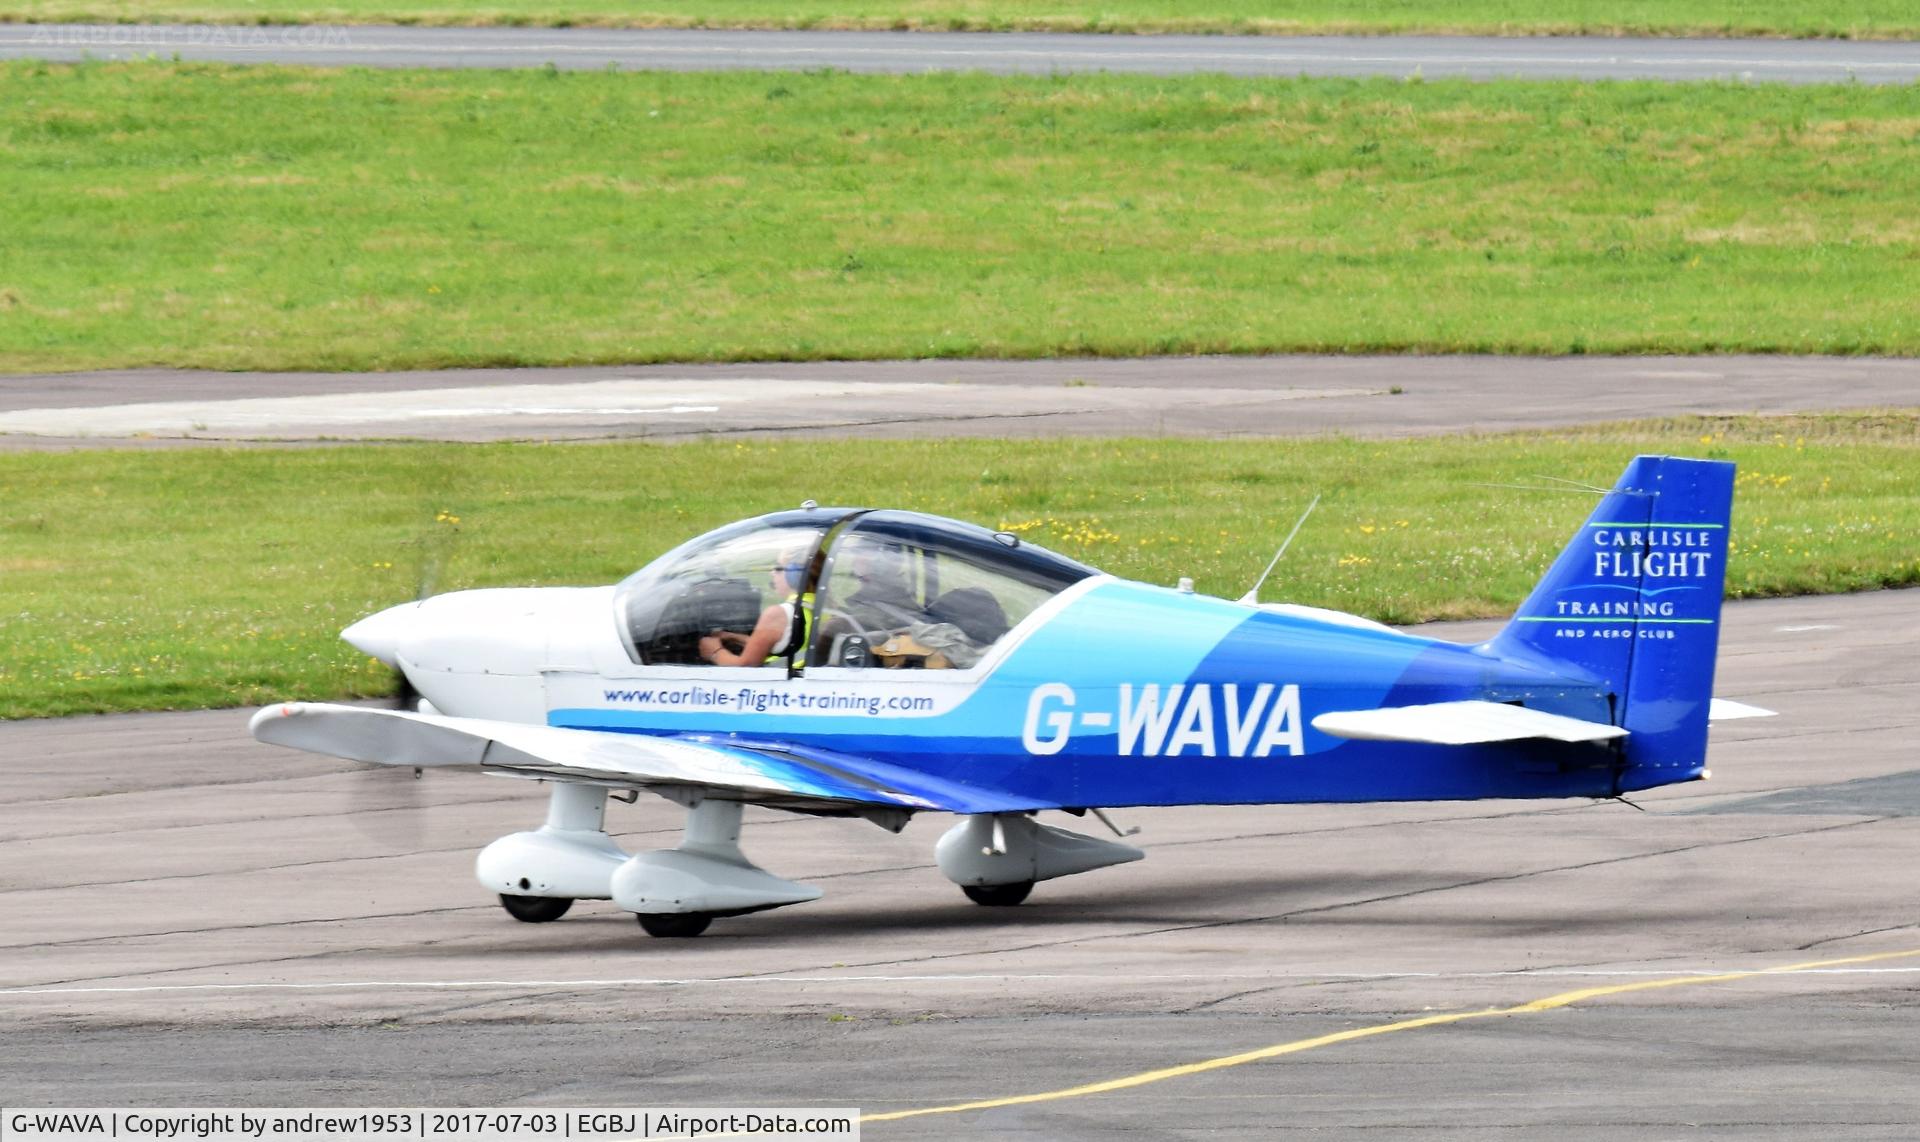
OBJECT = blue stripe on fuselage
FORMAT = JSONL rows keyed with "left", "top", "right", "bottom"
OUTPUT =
{"left": 549, "top": 580, "right": 1616, "bottom": 809}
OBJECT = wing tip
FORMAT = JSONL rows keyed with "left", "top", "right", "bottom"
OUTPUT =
{"left": 247, "top": 702, "right": 297, "bottom": 737}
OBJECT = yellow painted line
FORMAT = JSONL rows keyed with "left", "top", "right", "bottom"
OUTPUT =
{"left": 863, "top": 946, "right": 1920, "bottom": 1125}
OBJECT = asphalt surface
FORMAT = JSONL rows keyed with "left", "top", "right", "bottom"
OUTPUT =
{"left": 3, "top": 591, "right": 1917, "bottom": 1137}
{"left": 7, "top": 25, "right": 1920, "bottom": 83}
{"left": 4, "top": 355, "right": 1919, "bottom": 448}
{"left": 7, "top": 16, "right": 1918, "bottom": 1135}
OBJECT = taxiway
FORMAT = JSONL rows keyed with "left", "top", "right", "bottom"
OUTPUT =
{"left": 7, "top": 25, "right": 1920, "bottom": 84}
{"left": 3, "top": 592, "right": 1916, "bottom": 1136}
{"left": 4, "top": 355, "right": 1919, "bottom": 449}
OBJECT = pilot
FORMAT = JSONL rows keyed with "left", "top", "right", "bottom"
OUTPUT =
{"left": 699, "top": 548, "right": 817, "bottom": 668}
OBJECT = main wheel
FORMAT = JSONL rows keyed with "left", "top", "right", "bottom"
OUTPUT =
{"left": 499, "top": 894, "right": 573, "bottom": 923}
{"left": 637, "top": 912, "right": 713, "bottom": 938}
{"left": 962, "top": 881, "right": 1034, "bottom": 907}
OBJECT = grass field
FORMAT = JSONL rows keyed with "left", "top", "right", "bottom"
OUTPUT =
{"left": 4, "top": 63, "right": 1920, "bottom": 372}
{"left": 2, "top": 413, "right": 1915, "bottom": 718}
{"left": 7, "top": 0, "right": 1919, "bottom": 39}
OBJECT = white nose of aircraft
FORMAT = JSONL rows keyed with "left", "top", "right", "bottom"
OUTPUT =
{"left": 342, "top": 601, "right": 422, "bottom": 668}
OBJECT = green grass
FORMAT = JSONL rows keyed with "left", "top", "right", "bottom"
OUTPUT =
{"left": 2, "top": 413, "right": 1915, "bottom": 718}
{"left": 7, "top": 0, "right": 1920, "bottom": 39}
{"left": 5, "top": 62, "right": 1920, "bottom": 372}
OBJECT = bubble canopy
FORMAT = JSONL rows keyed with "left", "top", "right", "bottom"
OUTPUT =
{"left": 615, "top": 508, "right": 1099, "bottom": 668}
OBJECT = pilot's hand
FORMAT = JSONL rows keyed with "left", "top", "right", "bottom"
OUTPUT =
{"left": 698, "top": 634, "right": 722, "bottom": 662}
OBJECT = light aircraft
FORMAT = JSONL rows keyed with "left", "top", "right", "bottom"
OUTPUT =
{"left": 252, "top": 454, "right": 1769, "bottom": 937}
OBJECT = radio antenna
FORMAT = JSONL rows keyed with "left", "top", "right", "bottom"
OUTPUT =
{"left": 1239, "top": 494, "right": 1320, "bottom": 606}
{"left": 1468, "top": 475, "right": 1608, "bottom": 496}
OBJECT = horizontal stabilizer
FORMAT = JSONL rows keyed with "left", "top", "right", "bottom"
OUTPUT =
{"left": 1709, "top": 698, "right": 1777, "bottom": 722}
{"left": 1311, "top": 700, "right": 1627, "bottom": 745}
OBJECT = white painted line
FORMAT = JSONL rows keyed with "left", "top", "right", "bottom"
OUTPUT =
{"left": 0, "top": 379, "right": 928, "bottom": 437}
{"left": 1777, "top": 624, "right": 1840, "bottom": 632}
{"left": 408, "top": 404, "right": 721, "bottom": 417}
{"left": 0, "top": 380, "right": 1367, "bottom": 438}
{"left": 8, "top": 965, "right": 1920, "bottom": 997}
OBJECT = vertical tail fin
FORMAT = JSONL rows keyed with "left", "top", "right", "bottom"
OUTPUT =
{"left": 1490, "top": 455, "right": 1736, "bottom": 792}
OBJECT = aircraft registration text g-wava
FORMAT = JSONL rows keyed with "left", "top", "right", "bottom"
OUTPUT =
{"left": 1022, "top": 682, "right": 1304, "bottom": 758}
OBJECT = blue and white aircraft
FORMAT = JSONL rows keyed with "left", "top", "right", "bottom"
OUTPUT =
{"left": 252, "top": 454, "right": 1769, "bottom": 937}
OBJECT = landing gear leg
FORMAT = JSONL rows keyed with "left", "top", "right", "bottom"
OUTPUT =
{"left": 936, "top": 813, "right": 1144, "bottom": 905}
{"left": 613, "top": 797, "right": 823, "bottom": 939}
{"left": 476, "top": 783, "right": 627, "bottom": 919}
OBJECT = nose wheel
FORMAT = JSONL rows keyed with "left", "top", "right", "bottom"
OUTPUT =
{"left": 499, "top": 894, "right": 574, "bottom": 923}
{"left": 637, "top": 912, "right": 714, "bottom": 938}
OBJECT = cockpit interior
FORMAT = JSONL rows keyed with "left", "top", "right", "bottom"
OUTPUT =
{"left": 614, "top": 508, "right": 1097, "bottom": 670}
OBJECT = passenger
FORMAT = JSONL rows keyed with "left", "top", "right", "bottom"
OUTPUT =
{"left": 700, "top": 549, "right": 817, "bottom": 667}
{"left": 839, "top": 539, "right": 922, "bottom": 632}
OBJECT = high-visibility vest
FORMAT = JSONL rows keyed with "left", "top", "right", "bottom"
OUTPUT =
{"left": 767, "top": 591, "right": 814, "bottom": 668}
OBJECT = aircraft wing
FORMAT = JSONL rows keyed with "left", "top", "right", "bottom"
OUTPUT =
{"left": 249, "top": 702, "right": 1025, "bottom": 815}
{"left": 1311, "top": 700, "right": 1627, "bottom": 745}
